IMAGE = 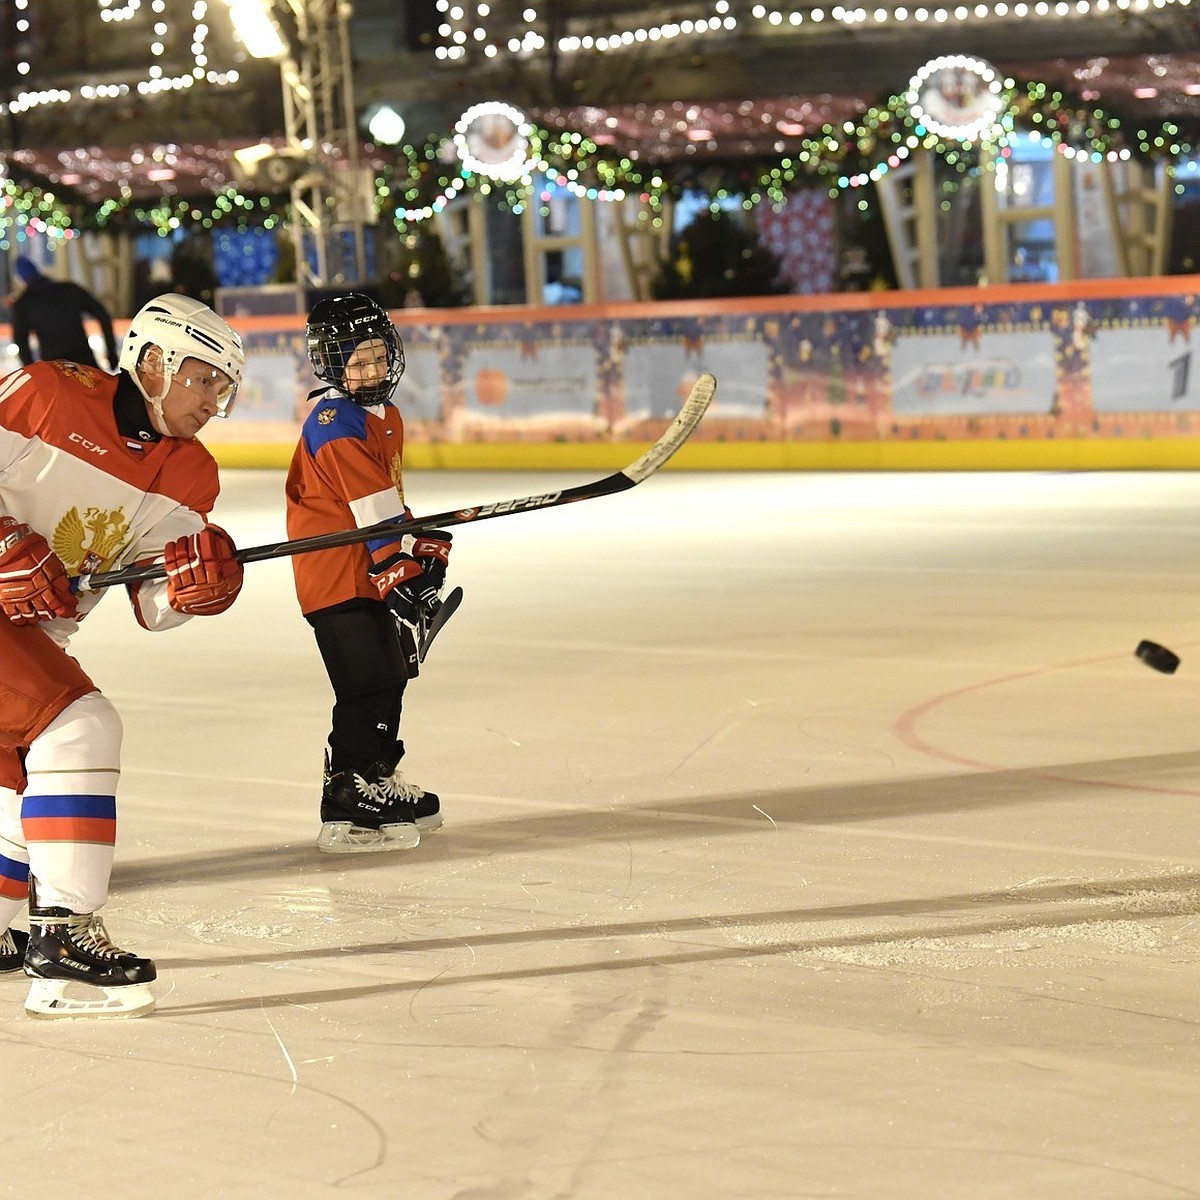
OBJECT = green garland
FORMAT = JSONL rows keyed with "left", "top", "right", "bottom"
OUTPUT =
{"left": 2, "top": 78, "right": 1194, "bottom": 240}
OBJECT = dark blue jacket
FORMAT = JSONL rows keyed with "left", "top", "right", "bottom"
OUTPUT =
{"left": 11, "top": 275, "right": 119, "bottom": 369}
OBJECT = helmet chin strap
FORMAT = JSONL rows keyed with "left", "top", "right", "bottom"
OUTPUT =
{"left": 132, "top": 348, "right": 177, "bottom": 437}
{"left": 148, "top": 403, "right": 173, "bottom": 438}
{"left": 350, "top": 382, "right": 395, "bottom": 405}
{"left": 131, "top": 365, "right": 176, "bottom": 437}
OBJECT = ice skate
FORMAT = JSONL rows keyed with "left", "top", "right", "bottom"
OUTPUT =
{"left": 317, "top": 760, "right": 421, "bottom": 853}
{"left": 23, "top": 905, "right": 156, "bottom": 1019}
{"left": 381, "top": 764, "right": 442, "bottom": 832}
{"left": 1, "top": 928, "right": 28, "bottom": 973}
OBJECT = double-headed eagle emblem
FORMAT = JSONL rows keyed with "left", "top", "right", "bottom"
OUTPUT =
{"left": 52, "top": 506, "right": 129, "bottom": 575}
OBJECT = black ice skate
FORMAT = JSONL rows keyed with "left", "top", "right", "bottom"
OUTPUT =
{"left": 23, "top": 899, "right": 157, "bottom": 1019}
{"left": 1, "top": 927, "right": 28, "bottom": 973}
{"left": 380, "top": 762, "right": 442, "bottom": 833}
{"left": 318, "top": 760, "right": 421, "bottom": 854}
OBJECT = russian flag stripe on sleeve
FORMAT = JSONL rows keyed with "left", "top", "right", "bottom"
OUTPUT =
{"left": 23, "top": 817, "right": 116, "bottom": 845}
{"left": 22, "top": 794, "right": 117, "bottom": 845}
{"left": 0, "top": 855, "right": 29, "bottom": 899}
{"left": 22, "top": 795, "right": 116, "bottom": 818}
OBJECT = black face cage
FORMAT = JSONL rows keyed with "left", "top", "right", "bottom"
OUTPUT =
{"left": 306, "top": 298, "right": 406, "bottom": 406}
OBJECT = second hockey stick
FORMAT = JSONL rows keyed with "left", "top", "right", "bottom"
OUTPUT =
{"left": 76, "top": 372, "right": 715, "bottom": 592}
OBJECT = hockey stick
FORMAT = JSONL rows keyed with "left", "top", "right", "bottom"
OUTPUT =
{"left": 76, "top": 372, "right": 715, "bottom": 592}
{"left": 417, "top": 585, "right": 463, "bottom": 662}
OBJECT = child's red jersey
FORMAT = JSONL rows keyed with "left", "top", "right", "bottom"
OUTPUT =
{"left": 285, "top": 391, "right": 410, "bottom": 616}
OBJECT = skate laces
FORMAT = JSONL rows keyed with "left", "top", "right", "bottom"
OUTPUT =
{"left": 352, "top": 773, "right": 382, "bottom": 801}
{"left": 380, "top": 768, "right": 424, "bottom": 805}
{"left": 0, "top": 930, "right": 15, "bottom": 955}
{"left": 67, "top": 914, "right": 129, "bottom": 961}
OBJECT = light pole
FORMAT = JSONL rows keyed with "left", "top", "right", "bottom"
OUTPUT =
{"left": 228, "top": 0, "right": 374, "bottom": 289}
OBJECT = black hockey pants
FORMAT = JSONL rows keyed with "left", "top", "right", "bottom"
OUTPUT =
{"left": 307, "top": 598, "right": 417, "bottom": 776}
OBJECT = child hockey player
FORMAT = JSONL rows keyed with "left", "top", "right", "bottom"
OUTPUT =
{"left": 285, "top": 294, "right": 451, "bottom": 854}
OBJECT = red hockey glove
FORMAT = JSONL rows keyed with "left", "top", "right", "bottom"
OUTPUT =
{"left": 410, "top": 530, "right": 452, "bottom": 595}
{"left": 164, "top": 524, "right": 243, "bottom": 616}
{"left": 0, "top": 516, "right": 78, "bottom": 624}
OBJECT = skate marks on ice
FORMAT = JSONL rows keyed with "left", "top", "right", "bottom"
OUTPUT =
{"left": 103, "top": 733, "right": 1200, "bottom": 1017}
{"left": 137, "top": 860, "right": 1200, "bottom": 1015}
{"left": 727, "top": 867, "right": 1200, "bottom": 973}
{"left": 114, "top": 751, "right": 1200, "bottom": 1019}
{"left": 110, "top": 745, "right": 1200, "bottom": 897}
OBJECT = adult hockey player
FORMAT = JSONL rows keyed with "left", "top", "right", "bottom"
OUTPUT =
{"left": 0, "top": 293, "right": 246, "bottom": 1018}
{"left": 286, "top": 294, "right": 450, "bottom": 854}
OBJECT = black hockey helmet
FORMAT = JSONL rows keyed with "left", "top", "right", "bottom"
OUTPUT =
{"left": 306, "top": 293, "right": 406, "bottom": 406}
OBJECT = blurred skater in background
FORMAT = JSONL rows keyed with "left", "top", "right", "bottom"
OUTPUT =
{"left": 9, "top": 257, "right": 119, "bottom": 371}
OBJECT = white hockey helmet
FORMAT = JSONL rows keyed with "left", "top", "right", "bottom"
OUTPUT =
{"left": 119, "top": 293, "right": 246, "bottom": 421}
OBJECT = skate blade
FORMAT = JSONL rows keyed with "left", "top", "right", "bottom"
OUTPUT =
{"left": 24, "top": 978, "right": 156, "bottom": 1020}
{"left": 415, "top": 811, "right": 443, "bottom": 833}
{"left": 317, "top": 820, "right": 420, "bottom": 853}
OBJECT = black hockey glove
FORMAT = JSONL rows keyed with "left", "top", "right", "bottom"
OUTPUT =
{"left": 370, "top": 551, "right": 441, "bottom": 627}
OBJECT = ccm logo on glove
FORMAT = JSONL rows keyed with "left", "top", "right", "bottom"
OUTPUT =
{"left": 164, "top": 524, "right": 244, "bottom": 616}
{"left": 410, "top": 534, "right": 451, "bottom": 566}
{"left": 409, "top": 530, "right": 452, "bottom": 593}
{"left": 0, "top": 516, "right": 79, "bottom": 624}
{"left": 371, "top": 553, "right": 423, "bottom": 597}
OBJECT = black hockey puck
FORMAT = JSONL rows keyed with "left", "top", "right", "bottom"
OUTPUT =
{"left": 1135, "top": 640, "right": 1180, "bottom": 675}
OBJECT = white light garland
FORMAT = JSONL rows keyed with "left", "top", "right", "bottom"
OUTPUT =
{"left": 0, "top": 0, "right": 240, "bottom": 121}
{"left": 434, "top": 1, "right": 736, "bottom": 62}
{"left": 99, "top": 0, "right": 141, "bottom": 21}
{"left": 752, "top": 0, "right": 1188, "bottom": 23}
{"left": 393, "top": 174, "right": 467, "bottom": 223}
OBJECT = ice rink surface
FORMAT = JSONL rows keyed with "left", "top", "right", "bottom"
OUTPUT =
{"left": 6, "top": 465, "right": 1200, "bottom": 1199}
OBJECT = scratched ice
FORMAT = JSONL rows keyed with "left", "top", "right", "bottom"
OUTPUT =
{"left": 5, "top": 467, "right": 1200, "bottom": 1199}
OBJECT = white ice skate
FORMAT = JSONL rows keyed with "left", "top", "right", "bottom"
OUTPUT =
{"left": 25, "top": 976, "right": 156, "bottom": 1020}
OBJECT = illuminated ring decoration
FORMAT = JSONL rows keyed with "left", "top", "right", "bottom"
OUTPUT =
{"left": 453, "top": 102, "right": 533, "bottom": 182}
{"left": 906, "top": 55, "right": 1006, "bottom": 144}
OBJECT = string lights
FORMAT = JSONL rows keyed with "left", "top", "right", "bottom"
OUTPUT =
{"left": 749, "top": 0, "right": 1192, "bottom": 28}
{"left": 2, "top": 81, "right": 1191, "bottom": 245}
{"left": 1, "top": 3, "right": 1195, "bottom": 239}
{"left": 432, "top": 0, "right": 739, "bottom": 63}
{"left": 0, "top": 0, "right": 242, "bottom": 126}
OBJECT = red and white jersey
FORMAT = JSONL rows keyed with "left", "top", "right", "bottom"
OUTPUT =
{"left": 0, "top": 360, "right": 219, "bottom": 643}
{"left": 285, "top": 389, "right": 410, "bottom": 616}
